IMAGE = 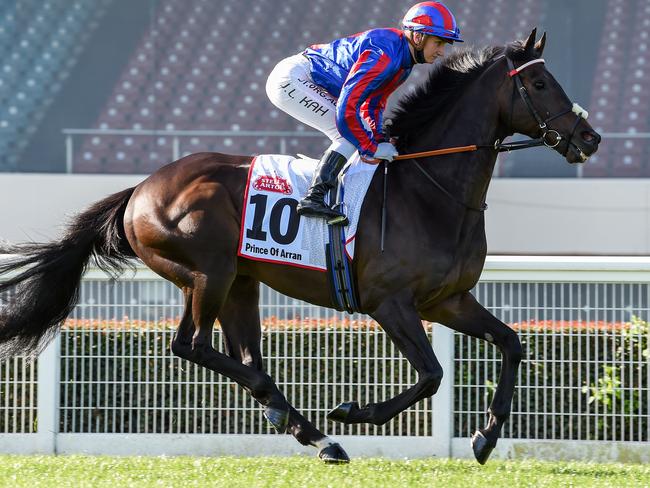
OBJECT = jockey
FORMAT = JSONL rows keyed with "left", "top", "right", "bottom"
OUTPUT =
{"left": 266, "top": 2, "right": 463, "bottom": 223}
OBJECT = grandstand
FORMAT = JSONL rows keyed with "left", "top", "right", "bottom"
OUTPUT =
{"left": 71, "top": 0, "right": 544, "bottom": 173}
{"left": 0, "top": 0, "right": 111, "bottom": 170}
{"left": 0, "top": 0, "right": 632, "bottom": 176}
{"left": 586, "top": 0, "right": 650, "bottom": 176}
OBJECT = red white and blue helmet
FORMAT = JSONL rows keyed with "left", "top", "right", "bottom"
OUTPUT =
{"left": 402, "top": 2, "right": 463, "bottom": 43}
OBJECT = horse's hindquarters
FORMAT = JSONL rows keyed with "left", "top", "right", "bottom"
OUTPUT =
{"left": 123, "top": 153, "right": 252, "bottom": 287}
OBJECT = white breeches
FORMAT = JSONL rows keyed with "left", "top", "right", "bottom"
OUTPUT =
{"left": 265, "top": 54, "right": 357, "bottom": 159}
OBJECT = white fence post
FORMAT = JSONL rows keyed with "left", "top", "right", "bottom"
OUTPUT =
{"left": 37, "top": 332, "right": 61, "bottom": 454}
{"left": 431, "top": 323, "right": 454, "bottom": 458}
{"left": 65, "top": 135, "right": 73, "bottom": 173}
{"left": 172, "top": 136, "right": 180, "bottom": 161}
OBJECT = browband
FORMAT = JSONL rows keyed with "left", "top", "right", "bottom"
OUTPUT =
{"left": 508, "top": 58, "right": 546, "bottom": 77}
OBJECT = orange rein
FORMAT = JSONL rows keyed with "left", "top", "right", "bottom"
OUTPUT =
{"left": 394, "top": 144, "right": 479, "bottom": 160}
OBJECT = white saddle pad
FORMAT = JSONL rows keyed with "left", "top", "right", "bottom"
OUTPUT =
{"left": 238, "top": 153, "right": 378, "bottom": 270}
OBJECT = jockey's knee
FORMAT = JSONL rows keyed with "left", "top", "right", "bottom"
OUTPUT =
{"left": 328, "top": 138, "right": 356, "bottom": 159}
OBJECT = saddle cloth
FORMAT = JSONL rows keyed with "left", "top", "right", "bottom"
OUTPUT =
{"left": 238, "top": 153, "right": 378, "bottom": 270}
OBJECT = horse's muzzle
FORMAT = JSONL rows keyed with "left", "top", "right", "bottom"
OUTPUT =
{"left": 565, "top": 129, "right": 601, "bottom": 164}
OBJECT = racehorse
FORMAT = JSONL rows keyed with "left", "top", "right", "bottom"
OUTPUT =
{"left": 0, "top": 30, "right": 599, "bottom": 464}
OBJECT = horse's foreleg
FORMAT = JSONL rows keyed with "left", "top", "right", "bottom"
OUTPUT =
{"left": 328, "top": 289, "right": 443, "bottom": 426}
{"left": 218, "top": 275, "right": 349, "bottom": 464}
{"left": 425, "top": 291, "right": 523, "bottom": 464}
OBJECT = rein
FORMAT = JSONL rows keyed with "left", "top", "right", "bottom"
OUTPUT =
{"left": 393, "top": 137, "right": 547, "bottom": 161}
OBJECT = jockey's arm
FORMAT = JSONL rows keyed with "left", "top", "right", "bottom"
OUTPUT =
{"left": 336, "top": 49, "right": 402, "bottom": 163}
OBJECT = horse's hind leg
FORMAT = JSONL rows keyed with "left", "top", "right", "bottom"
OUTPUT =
{"left": 427, "top": 291, "right": 523, "bottom": 465}
{"left": 218, "top": 275, "right": 349, "bottom": 464}
{"left": 170, "top": 268, "right": 291, "bottom": 433}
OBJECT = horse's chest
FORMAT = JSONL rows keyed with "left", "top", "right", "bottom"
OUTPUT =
{"left": 434, "top": 224, "right": 487, "bottom": 293}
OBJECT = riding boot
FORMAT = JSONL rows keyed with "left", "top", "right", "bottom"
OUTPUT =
{"left": 297, "top": 150, "right": 348, "bottom": 222}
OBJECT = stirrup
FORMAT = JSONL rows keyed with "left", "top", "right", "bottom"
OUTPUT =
{"left": 327, "top": 215, "right": 349, "bottom": 226}
{"left": 327, "top": 203, "right": 349, "bottom": 226}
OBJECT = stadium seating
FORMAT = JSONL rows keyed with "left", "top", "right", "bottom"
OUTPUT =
{"left": 586, "top": 0, "right": 650, "bottom": 176}
{"left": 0, "top": 0, "right": 111, "bottom": 171}
{"left": 8, "top": 0, "right": 649, "bottom": 176}
{"left": 75, "top": 0, "right": 545, "bottom": 173}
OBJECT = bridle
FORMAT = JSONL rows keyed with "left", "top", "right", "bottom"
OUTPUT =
{"left": 503, "top": 56, "right": 589, "bottom": 160}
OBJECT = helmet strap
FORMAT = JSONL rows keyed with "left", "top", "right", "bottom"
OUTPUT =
{"left": 406, "top": 29, "right": 428, "bottom": 64}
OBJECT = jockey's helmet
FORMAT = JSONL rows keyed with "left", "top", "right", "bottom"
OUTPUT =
{"left": 402, "top": 1, "right": 464, "bottom": 43}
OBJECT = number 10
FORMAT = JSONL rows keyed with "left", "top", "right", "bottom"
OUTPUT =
{"left": 246, "top": 194, "right": 300, "bottom": 245}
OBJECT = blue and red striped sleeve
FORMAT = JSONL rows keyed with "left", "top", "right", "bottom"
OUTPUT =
{"left": 336, "top": 50, "right": 403, "bottom": 157}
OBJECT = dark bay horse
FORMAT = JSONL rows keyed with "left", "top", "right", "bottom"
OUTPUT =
{"left": 0, "top": 30, "right": 599, "bottom": 464}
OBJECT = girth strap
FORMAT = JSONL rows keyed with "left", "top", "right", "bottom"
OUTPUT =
{"left": 325, "top": 185, "right": 361, "bottom": 314}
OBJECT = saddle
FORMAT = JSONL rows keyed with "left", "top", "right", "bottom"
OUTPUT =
{"left": 238, "top": 153, "right": 372, "bottom": 313}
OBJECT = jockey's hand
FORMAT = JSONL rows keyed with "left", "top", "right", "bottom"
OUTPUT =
{"left": 374, "top": 142, "right": 398, "bottom": 162}
{"left": 360, "top": 142, "right": 399, "bottom": 164}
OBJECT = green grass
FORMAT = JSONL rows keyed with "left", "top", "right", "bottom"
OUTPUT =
{"left": 0, "top": 456, "right": 648, "bottom": 488}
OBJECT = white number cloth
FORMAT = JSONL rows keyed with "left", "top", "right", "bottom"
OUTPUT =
{"left": 238, "top": 154, "right": 378, "bottom": 270}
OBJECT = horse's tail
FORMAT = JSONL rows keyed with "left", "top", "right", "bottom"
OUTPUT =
{"left": 0, "top": 187, "right": 138, "bottom": 359}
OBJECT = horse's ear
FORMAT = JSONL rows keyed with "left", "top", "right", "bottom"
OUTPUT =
{"left": 524, "top": 28, "right": 538, "bottom": 53}
{"left": 534, "top": 32, "right": 547, "bottom": 56}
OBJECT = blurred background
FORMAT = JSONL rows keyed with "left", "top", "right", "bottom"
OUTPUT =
{"left": 0, "top": 0, "right": 621, "bottom": 177}
{"left": 2, "top": 0, "right": 649, "bottom": 255}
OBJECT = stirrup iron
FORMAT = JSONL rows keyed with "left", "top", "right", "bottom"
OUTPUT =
{"left": 327, "top": 202, "right": 349, "bottom": 226}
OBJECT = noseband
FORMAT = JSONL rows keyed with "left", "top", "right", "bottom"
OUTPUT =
{"left": 505, "top": 57, "right": 589, "bottom": 160}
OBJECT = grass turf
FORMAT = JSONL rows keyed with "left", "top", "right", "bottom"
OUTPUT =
{"left": 0, "top": 456, "right": 648, "bottom": 488}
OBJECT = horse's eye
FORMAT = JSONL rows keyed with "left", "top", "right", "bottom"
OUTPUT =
{"left": 534, "top": 80, "right": 546, "bottom": 90}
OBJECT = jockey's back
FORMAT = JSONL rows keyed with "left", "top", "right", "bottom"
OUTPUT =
{"left": 303, "top": 28, "right": 413, "bottom": 99}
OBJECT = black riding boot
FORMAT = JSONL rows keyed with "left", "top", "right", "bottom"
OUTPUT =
{"left": 297, "top": 150, "right": 348, "bottom": 222}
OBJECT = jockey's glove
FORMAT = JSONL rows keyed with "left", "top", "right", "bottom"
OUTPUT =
{"left": 373, "top": 142, "right": 399, "bottom": 162}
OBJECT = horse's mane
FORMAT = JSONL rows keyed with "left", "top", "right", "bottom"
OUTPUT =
{"left": 389, "top": 40, "right": 536, "bottom": 147}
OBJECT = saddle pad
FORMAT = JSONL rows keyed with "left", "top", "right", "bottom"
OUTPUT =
{"left": 238, "top": 153, "right": 378, "bottom": 270}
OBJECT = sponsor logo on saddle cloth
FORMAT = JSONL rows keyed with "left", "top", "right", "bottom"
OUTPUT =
{"left": 238, "top": 154, "right": 378, "bottom": 270}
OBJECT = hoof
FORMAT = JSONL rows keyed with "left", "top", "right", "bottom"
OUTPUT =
{"left": 327, "top": 401, "right": 358, "bottom": 423}
{"left": 263, "top": 406, "right": 289, "bottom": 433}
{"left": 318, "top": 443, "right": 350, "bottom": 464}
{"left": 471, "top": 430, "right": 495, "bottom": 465}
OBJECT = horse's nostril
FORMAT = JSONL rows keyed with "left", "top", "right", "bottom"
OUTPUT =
{"left": 582, "top": 131, "right": 600, "bottom": 145}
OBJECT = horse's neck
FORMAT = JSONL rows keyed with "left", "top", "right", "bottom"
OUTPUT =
{"left": 400, "top": 70, "right": 507, "bottom": 212}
